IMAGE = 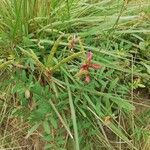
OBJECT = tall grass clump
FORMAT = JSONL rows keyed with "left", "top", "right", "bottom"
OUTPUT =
{"left": 0, "top": 0, "right": 150, "bottom": 149}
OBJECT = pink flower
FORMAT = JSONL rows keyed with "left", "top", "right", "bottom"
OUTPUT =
{"left": 78, "top": 51, "right": 101, "bottom": 83}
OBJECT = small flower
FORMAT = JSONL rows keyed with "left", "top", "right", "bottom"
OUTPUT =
{"left": 85, "top": 74, "right": 90, "bottom": 83}
{"left": 68, "top": 34, "right": 79, "bottom": 49}
{"left": 77, "top": 51, "right": 101, "bottom": 83}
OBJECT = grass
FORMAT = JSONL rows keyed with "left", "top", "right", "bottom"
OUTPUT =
{"left": 0, "top": 0, "right": 150, "bottom": 149}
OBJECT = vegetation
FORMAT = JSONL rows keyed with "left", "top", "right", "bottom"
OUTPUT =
{"left": 0, "top": 0, "right": 150, "bottom": 149}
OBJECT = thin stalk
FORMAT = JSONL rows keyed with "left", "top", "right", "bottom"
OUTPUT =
{"left": 51, "top": 52, "right": 83, "bottom": 72}
{"left": 65, "top": 76, "right": 80, "bottom": 150}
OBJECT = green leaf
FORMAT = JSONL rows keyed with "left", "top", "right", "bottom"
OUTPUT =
{"left": 78, "top": 107, "right": 87, "bottom": 118}
{"left": 143, "top": 63, "right": 150, "bottom": 74}
{"left": 43, "top": 121, "right": 51, "bottom": 134}
{"left": 21, "top": 70, "right": 27, "bottom": 82}
{"left": 50, "top": 117, "right": 58, "bottom": 129}
{"left": 112, "top": 97, "right": 135, "bottom": 111}
{"left": 42, "top": 134, "right": 53, "bottom": 142}
{"left": 108, "top": 77, "right": 119, "bottom": 92}
{"left": 49, "top": 100, "right": 73, "bottom": 139}
{"left": 25, "top": 123, "right": 40, "bottom": 139}
{"left": 65, "top": 76, "right": 80, "bottom": 150}
{"left": 44, "top": 144, "right": 53, "bottom": 150}
{"left": 138, "top": 83, "right": 145, "bottom": 88}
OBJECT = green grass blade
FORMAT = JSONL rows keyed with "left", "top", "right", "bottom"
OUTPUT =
{"left": 65, "top": 76, "right": 80, "bottom": 150}
{"left": 49, "top": 99, "right": 73, "bottom": 139}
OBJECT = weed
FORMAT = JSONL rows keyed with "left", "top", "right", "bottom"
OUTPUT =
{"left": 0, "top": 0, "right": 150, "bottom": 150}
